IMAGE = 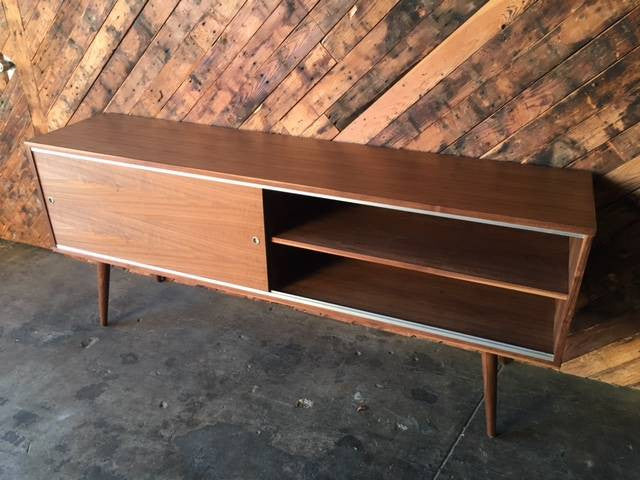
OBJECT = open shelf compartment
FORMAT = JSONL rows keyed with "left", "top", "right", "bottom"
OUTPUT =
{"left": 265, "top": 191, "right": 570, "bottom": 300}
{"left": 268, "top": 245, "right": 556, "bottom": 358}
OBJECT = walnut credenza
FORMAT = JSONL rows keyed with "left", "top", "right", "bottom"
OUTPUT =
{"left": 25, "top": 114, "right": 596, "bottom": 437}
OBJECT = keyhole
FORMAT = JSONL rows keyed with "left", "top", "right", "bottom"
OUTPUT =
{"left": 47, "top": 196, "right": 55, "bottom": 205}
{"left": 251, "top": 236, "right": 260, "bottom": 245}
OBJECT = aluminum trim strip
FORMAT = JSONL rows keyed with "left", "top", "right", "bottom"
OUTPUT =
{"left": 56, "top": 245, "right": 271, "bottom": 297}
{"left": 31, "top": 147, "right": 584, "bottom": 238}
{"left": 270, "top": 290, "right": 555, "bottom": 362}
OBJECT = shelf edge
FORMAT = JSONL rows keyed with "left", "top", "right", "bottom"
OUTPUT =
{"left": 270, "top": 290, "right": 555, "bottom": 362}
{"left": 271, "top": 236, "right": 569, "bottom": 300}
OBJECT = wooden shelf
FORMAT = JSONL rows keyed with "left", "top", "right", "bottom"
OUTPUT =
{"left": 275, "top": 254, "right": 555, "bottom": 354}
{"left": 271, "top": 203, "right": 569, "bottom": 299}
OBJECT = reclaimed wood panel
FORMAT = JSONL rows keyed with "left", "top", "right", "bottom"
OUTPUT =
{"left": 1, "top": 0, "right": 640, "bottom": 387}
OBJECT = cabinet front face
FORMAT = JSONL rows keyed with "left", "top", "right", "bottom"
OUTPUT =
{"left": 33, "top": 151, "right": 269, "bottom": 291}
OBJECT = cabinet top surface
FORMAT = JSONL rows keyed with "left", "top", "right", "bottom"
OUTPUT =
{"left": 27, "top": 114, "right": 596, "bottom": 235}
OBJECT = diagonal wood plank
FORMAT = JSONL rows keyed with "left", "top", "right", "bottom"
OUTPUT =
{"left": 69, "top": 0, "right": 180, "bottom": 125}
{"left": 0, "top": 1, "right": 10, "bottom": 51}
{"left": 321, "top": 0, "right": 400, "bottom": 62}
{"left": 197, "top": 5, "right": 328, "bottom": 128}
{"left": 482, "top": 46, "right": 640, "bottom": 162}
{"left": 335, "top": 0, "right": 536, "bottom": 144}
{"left": 440, "top": 3, "right": 640, "bottom": 157}
{"left": 105, "top": 0, "right": 216, "bottom": 114}
{"left": 157, "top": 0, "right": 282, "bottom": 121}
{"left": 185, "top": 0, "right": 318, "bottom": 125}
{"left": 32, "top": 0, "right": 92, "bottom": 85}
{"left": 37, "top": 0, "right": 118, "bottom": 110}
{"left": 23, "top": 0, "right": 64, "bottom": 59}
{"left": 525, "top": 90, "right": 640, "bottom": 168}
{"left": 2, "top": 0, "right": 46, "bottom": 133}
{"left": 47, "top": 0, "right": 148, "bottom": 130}
{"left": 129, "top": 0, "right": 245, "bottom": 118}
{"left": 369, "top": 0, "right": 586, "bottom": 148}
{"left": 277, "top": 0, "right": 437, "bottom": 136}
{"left": 241, "top": 43, "right": 336, "bottom": 132}
{"left": 326, "top": 0, "right": 488, "bottom": 132}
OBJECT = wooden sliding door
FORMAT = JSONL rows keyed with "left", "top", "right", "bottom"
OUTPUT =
{"left": 33, "top": 151, "right": 268, "bottom": 291}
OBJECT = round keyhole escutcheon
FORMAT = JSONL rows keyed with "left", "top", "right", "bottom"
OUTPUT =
{"left": 251, "top": 236, "right": 260, "bottom": 245}
{"left": 47, "top": 196, "right": 55, "bottom": 205}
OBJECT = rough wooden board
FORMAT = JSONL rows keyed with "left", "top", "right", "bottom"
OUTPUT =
{"left": 2, "top": 0, "right": 46, "bottom": 133}
{"left": 413, "top": 0, "right": 639, "bottom": 155}
{"left": 460, "top": 5, "right": 640, "bottom": 159}
{"left": 47, "top": 0, "right": 147, "bottom": 130}
{"left": 559, "top": 101, "right": 640, "bottom": 175}
{"left": 241, "top": 43, "right": 336, "bottom": 132}
{"left": 16, "top": 0, "right": 36, "bottom": 23}
{"left": 525, "top": 90, "right": 640, "bottom": 168}
{"left": 23, "top": 0, "right": 64, "bottom": 59}
{"left": 130, "top": 0, "right": 245, "bottom": 118}
{"left": 70, "top": 0, "right": 181, "bottom": 125}
{"left": 327, "top": 0, "right": 488, "bottom": 132}
{"left": 216, "top": 15, "right": 326, "bottom": 128}
{"left": 185, "top": 0, "right": 318, "bottom": 125}
{"left": 0, "top": 0, "right": 12, "bottom": 50}
{"left": 335, "top": 0, "right": 535, "bottom": 143}
{"left": 157, "top": 0, "right": 281, "bottom": 121}
{"left": 321, "top": 0, "right": 400, "bottom": 62}
{"left": 601, "top": 155, "right": 640, "bottom": 205}
{"left": 105, "top": 0, "right": 215, "bottom": 114}
{"left": 483, "top": 46, "right": 640, "bottom": 162}
{"left": 308, "top": 0, "right": 358, "bottom": 33}
{"left": 369, "top": 0, "right": 585, "bottom": 148}
{"left": 0, "top": 78, "right": 52, "bottom": 247}
{"left": 130, "top": 0, "right": 243, "bottom": 116}
{"left": 278, "top": 0, "right": 435, "bottom": 135}
{"left": 31, "top": 0, "right": 91, "bottom": 83}
{"left": 37, "top": 0, "right": 118, "bottom": 111}
{"left": 562, "top": 334, "right": 640, "bottom": 388}
{"left": 302, "top": 113, "right": 339, "bottom": 139}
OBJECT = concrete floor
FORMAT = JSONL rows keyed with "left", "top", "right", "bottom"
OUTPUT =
{"left": 0, "top": 240, "right": 638, "bottom": 480}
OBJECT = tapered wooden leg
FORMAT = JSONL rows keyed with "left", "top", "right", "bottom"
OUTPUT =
{"left": 97, "top": 263, "right": 110, "bottom": 327}
{"left": 482, "top": 352, "right": 497, "bottom": 438}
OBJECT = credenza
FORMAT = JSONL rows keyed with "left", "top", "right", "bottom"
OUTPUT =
{"left": 25, "top": 114, "right": 596, "bottom": 437}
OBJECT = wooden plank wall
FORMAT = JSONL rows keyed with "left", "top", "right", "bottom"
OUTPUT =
{"left": 1, "top": 0, "right": 639, "bottom": 388}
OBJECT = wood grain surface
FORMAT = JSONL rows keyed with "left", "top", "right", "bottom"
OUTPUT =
{"left": 27, "top": 113, "right": 596, "bottom": 236}
{"left": 270, "top": 199, "right": 570, "bottom": 298}
{"left": 274, "top": 250, "right": 556, "bottom": 353}
{"left": 33, "top": 151, "right": 269, "bottom": 291}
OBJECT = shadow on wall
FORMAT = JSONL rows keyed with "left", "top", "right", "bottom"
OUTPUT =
{"left": 573, "top": 177, "right": 640, "bottom": 332}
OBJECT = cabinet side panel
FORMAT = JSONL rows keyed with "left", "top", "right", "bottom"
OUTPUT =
{"left": 33, "top": 152, "right": 269, "bottom": 291}
{"left": 553, "top": 235, "right": 593, "bottom": 363}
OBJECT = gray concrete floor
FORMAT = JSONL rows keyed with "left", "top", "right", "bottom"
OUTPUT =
{"left": 0, "top": 239, "right": 638, "bottom": 480}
